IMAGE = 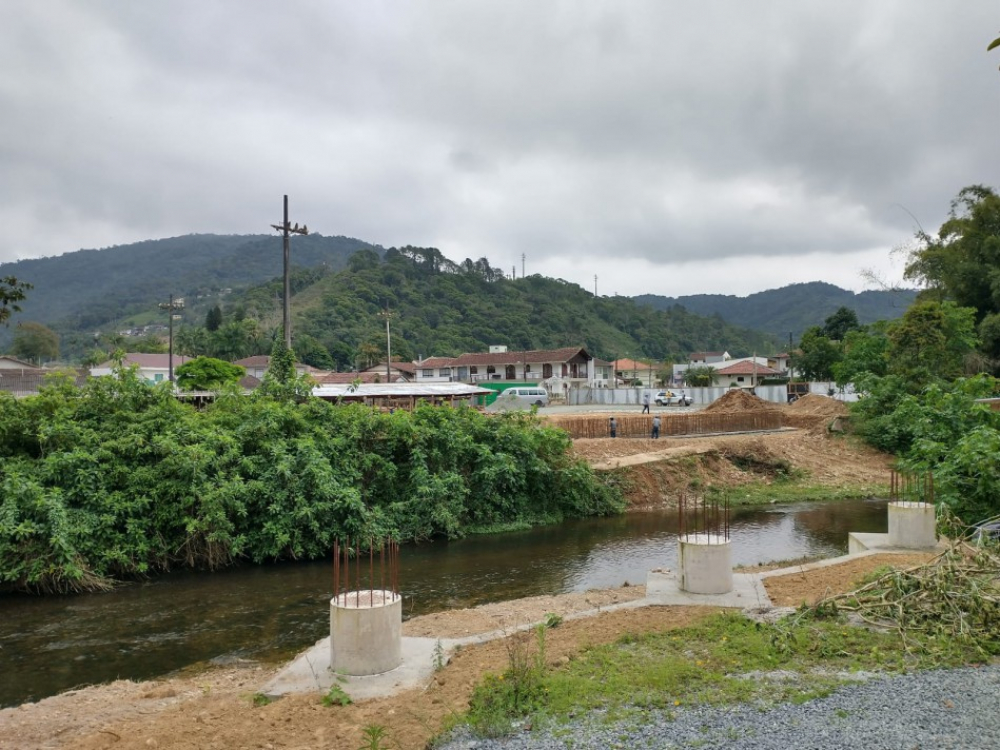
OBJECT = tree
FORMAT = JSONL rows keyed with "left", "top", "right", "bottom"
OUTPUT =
{"left": 821, "top": 306, "right": 861, "bottom": 341}
{"left": 205, "top": 305, "right": 223, "bottom": 332}
{"left": 832, "top": 326, "right": 889, "bottom": 387}
{"left": 10, "top": 321, "right": 59, "bottom": 364}
{"left": 1, "top": 276, "right": 31, "bottom": 326}
{"left": 792, "top": 327, "right": 841, "bottom": 381}
{"left": 683, "top": 365, "right": 717, "bottom": 387}
{"left": 904, "top": 185, "right": 1000, "bottom": 322}
{"left": 130, "top": 334, "right": 168, "bottom": 354}
{"left": 887, "top": 301, "right": 978, "bottom": 383}
{"left": 174, "top": 357, "right": 245, "bottom": 390}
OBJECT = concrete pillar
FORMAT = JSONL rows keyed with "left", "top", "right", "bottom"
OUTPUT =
{"left": 887, "top": 501, "right": 936, "bottom": 549}
{"left": 330, "top": 590, "right": 402, "bottom": 676}
{"left": 678, "top": 533, "right": 733, "bottom": 594}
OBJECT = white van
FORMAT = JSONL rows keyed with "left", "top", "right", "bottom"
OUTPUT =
{"left": 498, "top": 387, "right": 549, "bottom": 408}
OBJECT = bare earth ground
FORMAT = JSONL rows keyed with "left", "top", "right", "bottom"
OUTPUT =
{"left": 1, "top": 397, "right": 905, "bottom": 750}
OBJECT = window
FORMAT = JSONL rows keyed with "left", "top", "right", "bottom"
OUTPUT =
{"left": 154, "top": 373, "right": 164, "bottom": 382}
{"left": 422, "top": 369, "right": 434, "bottom": 377}
{"left": 543, "top": 364, "right": 553, "bottom": 378}
{"left": 470, "top": 366, "right": 478, "bottom": 375}
{"left": 440, "top": 368, "right": 451, "bottom": 376}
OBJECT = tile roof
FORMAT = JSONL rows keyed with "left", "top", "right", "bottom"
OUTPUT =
{"left": 689, "top": 351, "right": 727, "bottom": 360}
{"left": 612, "top": 358, "right": 654, "bottom": 371}
{"left": 713, "top": 361, "right": 782, "bottom": 376}
{"left": 416, "top": 357, "right": 457, "bottom": 368}
{"left": 313, "top": 372, "right": 386, "bottom": 385}
{"left": 449, "top": 347, "right": 590, "bottom": 367}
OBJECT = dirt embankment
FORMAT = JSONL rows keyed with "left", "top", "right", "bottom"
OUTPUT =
{"left": 560, "top": 395, "right": 886, "bottom": 508}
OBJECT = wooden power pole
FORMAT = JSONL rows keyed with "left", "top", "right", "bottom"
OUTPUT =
{"left": 270, "top": 195, "right": 309, "bottom": 349}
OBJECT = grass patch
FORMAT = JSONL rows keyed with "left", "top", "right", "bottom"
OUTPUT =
{"left": 455, "top": 609, "right": 982, "bottom": 740}
{"left": 722, "top": 480, "right": 889, "bottom": 506}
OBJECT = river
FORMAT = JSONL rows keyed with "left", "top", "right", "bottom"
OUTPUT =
{"left": 0, "top": 498, "right": 888, "bottom": 707}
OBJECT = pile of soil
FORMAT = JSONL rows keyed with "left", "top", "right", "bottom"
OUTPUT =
{"left": 702, "top": 389, "right": 775, "bottom": 413}
{"left": 786, "top": 394, "right": 849, "bottom": 417}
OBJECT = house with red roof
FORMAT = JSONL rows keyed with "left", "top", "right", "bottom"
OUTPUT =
{"left": 711, "top": 359, "right": 783, "bottom": 388}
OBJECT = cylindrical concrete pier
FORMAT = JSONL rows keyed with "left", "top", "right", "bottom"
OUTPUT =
{"left": 887, "top": 501, "right": 936, "bottom": 549}
{"left": 330, "top": 590, "right": 402, "bottom": 676}
{"left": 678, "top": 533, "right": 733, "bottom": 594}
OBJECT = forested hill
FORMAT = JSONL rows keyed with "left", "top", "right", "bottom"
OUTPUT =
{"left": 281, "top": 247, "right": 777, "bottom": 368}
{"left": 0, "top": 233, "right": 381, "bottom": 332}
{"left": 634, "top": 282, "right": 917, "bottom": 340}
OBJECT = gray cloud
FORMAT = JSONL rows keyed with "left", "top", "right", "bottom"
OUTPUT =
{"left": 1, "top": 1, "right": 998, "bottom": 296}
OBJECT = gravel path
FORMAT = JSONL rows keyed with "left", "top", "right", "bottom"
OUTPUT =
{"left": 438, "top": 664, "right": 1000, "bottom": 750}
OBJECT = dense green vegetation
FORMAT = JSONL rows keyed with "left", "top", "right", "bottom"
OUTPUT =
{"left": 635, "top": 281, "right": 917, "bottom": 340}
{"left": 843, "top": 186, "right": 1000, "bottom": 526}
{"left": 0, "top": 368, "right": 622, "bottom": 594}
{"left": 170, "top": 246, "right": 778, "bottom": 370}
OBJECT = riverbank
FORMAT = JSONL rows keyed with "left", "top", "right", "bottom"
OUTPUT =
{"left": 0, "top": 552, "right": 935, "bottom": 750}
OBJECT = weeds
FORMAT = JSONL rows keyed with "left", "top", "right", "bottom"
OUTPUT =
{"left": 466, "top": 625, "right": 548, "bottom": 737}
{"left": 251, "top": 692, "right": 272, "bottom": 707}
{"left": 357, "top": 723, "right": 393, "bottom": 749}
{"left": 432, "top": 640, "right": 446, "bottom": 671}
{"left": 322, "top": 683, "right": 353, "bottom": 707}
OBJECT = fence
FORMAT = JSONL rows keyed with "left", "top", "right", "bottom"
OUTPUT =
{"left": 558, "top": 410, "right": 784, "bottom": 439}
{"left": 569, "top": 385, "right": 788, "bottom": 406}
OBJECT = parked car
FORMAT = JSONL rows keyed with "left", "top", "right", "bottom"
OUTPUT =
{"left": 654, "top": 390, "right": 691, "bottom": 407}
{"left": 497, "top": 386, "right": 549, "bottom": 408}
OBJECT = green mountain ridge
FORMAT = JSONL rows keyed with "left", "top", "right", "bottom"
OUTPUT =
{"left": 634, "top": 282, "right": 917, "bottom": 341}
{"left": 1, "top": 234, "right": 915, "bottom": 366}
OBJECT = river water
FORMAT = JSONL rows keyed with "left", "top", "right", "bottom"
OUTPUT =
{"left": 0, "top": 498, "right": 888, "bottom": 707}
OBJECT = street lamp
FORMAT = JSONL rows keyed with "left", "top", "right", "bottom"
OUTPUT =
{"left": 158, "top": 295, "right": 185, "bottom": 384}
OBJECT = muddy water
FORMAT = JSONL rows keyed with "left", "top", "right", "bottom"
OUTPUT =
{"left": 0, "top": 498, "right": 888, "bottom": 707}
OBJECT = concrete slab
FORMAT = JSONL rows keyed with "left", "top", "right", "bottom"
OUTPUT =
{"left": 261, "top": 635, "right": 452, "bottom": 701}
{"left": 645, "top": 570, "right": 772, "bottom": 609}
{"left": 847, "top": 532, "right": 948, "bottom": 556}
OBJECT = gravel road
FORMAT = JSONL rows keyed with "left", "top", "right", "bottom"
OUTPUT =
{"left": 438, "top": 664, "right": 1000, "bottom": 750}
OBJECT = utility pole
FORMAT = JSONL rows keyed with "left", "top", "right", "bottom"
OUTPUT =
{"left": 378, "top": 307, "right": 396, "bottom": 382}
{"left": 270, "top": 195, "right": 309, "bottom": 349}
{"left": 158, "top": 294, "right": 185, "bottom": 384}
{"left": 594, "top": 274, "right": 598, "bottom": 296}
{"left": 521, "top": 253, "right": 525, "bottom": 278}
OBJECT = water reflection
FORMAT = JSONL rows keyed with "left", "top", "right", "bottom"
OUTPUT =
{"left": 0, "top": 498, "right": 888, "bottom": 707}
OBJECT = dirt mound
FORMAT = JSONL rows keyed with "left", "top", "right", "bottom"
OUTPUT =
{"left": 702, "top": 389, "right": 774, "bottom": 413}
{"left": 786, "top": 393, "right": 849, "bottom": 417}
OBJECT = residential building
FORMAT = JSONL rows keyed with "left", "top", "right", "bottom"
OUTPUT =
{"left": 711, "top": 360, "right": 783, "bottom": 388}
{"left": 359, "top": 361, "right": 416, "bottom": 382}
{"left": 612, "top": 358, "right": 657, "bottom": 388}
{"left": 90, "top": 353, "right": 195, "bottom": 384}
{"left": 415, "top": 346, "right": 594, "bottom": 388}
{"left": 231, "top": 355, "right": 317, "bottom": 380}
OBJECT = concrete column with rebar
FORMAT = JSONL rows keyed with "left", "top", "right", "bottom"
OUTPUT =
{"left": 678, "top": 533, "right": 734, "bottom": 594}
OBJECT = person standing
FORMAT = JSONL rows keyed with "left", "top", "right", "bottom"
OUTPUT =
{"left": 641, "top": 392, "right": 650, "bottom": 414}
{"left": 651, "top": 414, "right": 660, "bottom": 439}
{"left": 609, "top": 416, "right": 617, "bottom": 438}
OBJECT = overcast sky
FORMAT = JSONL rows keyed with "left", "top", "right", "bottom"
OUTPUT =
{"left": 2, "top": 1, "right": 999, "bottom": 298}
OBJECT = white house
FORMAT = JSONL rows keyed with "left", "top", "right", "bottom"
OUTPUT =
{"left": 90, "top": 353, "right": 195, "bottom": 384}
{"left": 711, "top": 360, "right": 783, "bottom": 388}
{"left": 415, "top": 347, "right": 595, "bottom": 388}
